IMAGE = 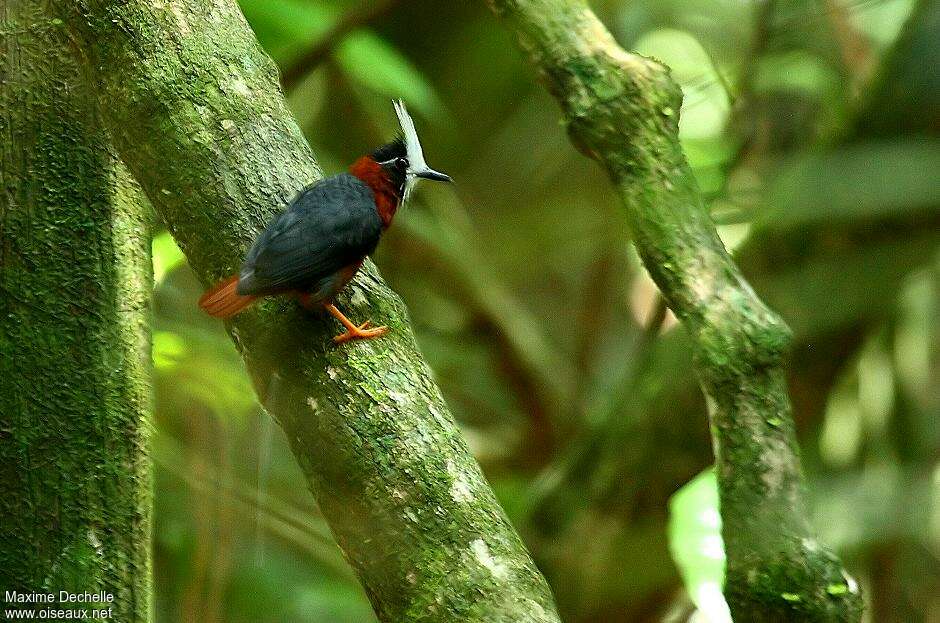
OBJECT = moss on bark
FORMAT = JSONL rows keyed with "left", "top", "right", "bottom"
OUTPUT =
{"left": 50, "top": 1, "right": 561, "bottom": 621}
{"left": 0, "top": 2, "right": 153, "bottom": 619}
{"left": 485, "top": 0, "right": 863, "bottom": 620}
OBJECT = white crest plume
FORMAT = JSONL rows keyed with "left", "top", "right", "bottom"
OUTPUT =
{"left": 391, "top": 99, "right": 451, "bottom": 201}
{"left": 393, "top": 99, "right": 428, "bottom": 172}
{"left": 393, "top": 99, "right": 425, "bottom": 201}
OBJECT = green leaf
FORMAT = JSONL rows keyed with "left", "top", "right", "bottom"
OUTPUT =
{"left": 757, "top": 231, "right": 940, "bottom": 337}
{"left": 634, "top": 28, "right": 730, "bottom": 140}
{"left": 336, "top": 32, "right": 444, "bottom": 120}
{"left": 154, "top": 324, "right": 258, "bottom": 424}
{"left": 238, "top": 0, "right": 330, "bottom": 64}
{"left": 153, "top": 330, "right": 187, "bottom": 371}
{"left": 755, "top": 51, "right": 841, "bottom": 98}
{"left": 239, "top": 0, "right": 443, "bottom": 119}
{"left": 761, "top": 138, "right": 940, "bottom": 230}
{"left": 668, "top": 468, "right": 731, "bottom": 623}
{"left": 152, "top": 231, "right": 185, "bottom": 283}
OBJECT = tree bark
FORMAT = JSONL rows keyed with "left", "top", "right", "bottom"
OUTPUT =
{"left": 50, "top": 1, "right": 561, "bottom": 621}
{"left": 483, "top": 1, "right": 863, "bottom": 621}
{"left": 0, "top": 2, "right": 153, "bottom": 619}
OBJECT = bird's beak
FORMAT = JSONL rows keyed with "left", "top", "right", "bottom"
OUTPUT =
{"left": 415, "top": 167, "right": 453, "bottom": 183}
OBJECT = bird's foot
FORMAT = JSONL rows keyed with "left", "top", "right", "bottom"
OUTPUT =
{"left": 333, "top": 322, "right": 389, "bottom": 344}
{"left": 325, "top": 303, "right": 389, "bottom": 344}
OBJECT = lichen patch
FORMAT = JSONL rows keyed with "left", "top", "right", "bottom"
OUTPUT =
{"left": 471, "top": 538, "right": 508, "bottom": 579}
{"left": 350, "top": 287, "right": 369, "bottom": 308}
{"left": 169, "top": 5, "right": 192, "bottom": 35}
{"left": 759, "top": 436, "right": 792, "bottom": 494}
{"left": 388, "top": 390, "right": 408, "bottom": 406}
{"left": 447, "top": 460, "right": 474, "bottom": 503}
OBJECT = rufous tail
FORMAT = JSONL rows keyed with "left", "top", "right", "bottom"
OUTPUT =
{"left": 199, "top": 274, "right": 257, "bottom": 318}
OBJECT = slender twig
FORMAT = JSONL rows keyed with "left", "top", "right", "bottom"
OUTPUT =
{"left": 281, "top": 0, "right": 399, "bottom": 91}
{"left": 485, "top": 1, "right": 863, "bottom": 620}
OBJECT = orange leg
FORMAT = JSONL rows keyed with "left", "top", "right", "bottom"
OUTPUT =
{"left": 325, "top": 304, "right": 388, "bottom": 344}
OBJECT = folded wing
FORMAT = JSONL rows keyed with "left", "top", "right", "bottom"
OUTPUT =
{"left": 237, "top": 174, "right": 383, "bottom": 296}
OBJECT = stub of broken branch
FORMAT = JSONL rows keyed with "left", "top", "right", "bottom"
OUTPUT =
{"left": 486, "top": 0, "right": 863, "bottom": 620}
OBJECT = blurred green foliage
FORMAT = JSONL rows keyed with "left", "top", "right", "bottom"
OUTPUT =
{"left": 151, "top": 0, "right": 939, "bottom": 621}
{"left": 668, "top": 470, "right": 729, "bottom": 623}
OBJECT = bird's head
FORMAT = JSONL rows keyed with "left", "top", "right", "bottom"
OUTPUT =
{"left": 370, "top": 100, "right": 452, "bottom": 203}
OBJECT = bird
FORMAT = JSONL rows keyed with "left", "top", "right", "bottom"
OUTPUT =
{"left": 199, "top": 100, "right": 451, "bottom": 343}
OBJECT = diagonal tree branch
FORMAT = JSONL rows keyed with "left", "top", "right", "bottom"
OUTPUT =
{"left": 52, "top": 1, "right": 560, "bottom": 621}
{"left": 484, "top": 1, "right": 863, "bottom": 620}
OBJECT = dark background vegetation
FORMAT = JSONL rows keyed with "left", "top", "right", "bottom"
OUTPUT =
{"left": 150, "top": 0, "right": 939, "bottom": 620}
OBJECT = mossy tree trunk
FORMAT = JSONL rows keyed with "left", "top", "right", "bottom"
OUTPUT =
{"left": 484, "top": 1, "right": 864, "bottom": 621}
{"left": 0, "top": 1, "right": 153, "bottom": 619}
{"left": 49, "top": 1, "right": 561, "bottom": 621}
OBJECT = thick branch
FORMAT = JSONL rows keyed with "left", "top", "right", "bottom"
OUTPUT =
{"left": 485, "top": 1, "right": 862, "bottom": 620}
{"left": 0, "top": 2, "right": 152, "bottom": 617}
{"left": 51, "top": 1, "right": 560, "bottom": 621}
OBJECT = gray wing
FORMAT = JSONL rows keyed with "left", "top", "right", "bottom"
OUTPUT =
{"left": 236, "top": 174, "right": 383, "bottom": 295}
